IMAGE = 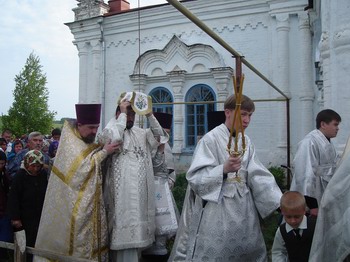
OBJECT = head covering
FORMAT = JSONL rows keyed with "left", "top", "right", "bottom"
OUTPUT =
{"left": 49, "top": 140, "right": 59, "bottom": 158}
{"left": 75, "top": 104, "right": 102, "bottom": 125}
{"left": 154, "top": 112, "right": 173, "bottom": 129}
{"left": 42, "top": 139, "right": 50, "bottom": 150}
{"left": 12, "top": 139, "right": 23, "bottom": 151}
{"left": 207, "top": 111, "right": 226, "bottom": 131}
{"left": 7, "top": 139, "right": 23, "bottom": 162}
{"left": 23, "top": 150, "right": 44, "bottom": 169}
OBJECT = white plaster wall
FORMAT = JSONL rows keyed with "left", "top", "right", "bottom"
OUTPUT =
{"left": 320, "top": 0, "right": 350, "bottom": 150}
{"left": 67, "top": 0, "right": 350, "bottom": 172}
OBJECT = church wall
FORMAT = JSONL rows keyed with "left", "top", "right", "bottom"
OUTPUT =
{"left": 67, "top": 0, "right": 350, "bottom": 173}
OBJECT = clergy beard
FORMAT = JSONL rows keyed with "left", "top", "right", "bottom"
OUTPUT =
{"left": 81, "top": 134, "right": 96, "bottom": 144}
{"left": 126, "top": 121, "right": 134, "bottom": 129}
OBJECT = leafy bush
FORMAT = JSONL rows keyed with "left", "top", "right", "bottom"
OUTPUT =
{"left": 261, "top": 211, "right": 281, "bottom": 260}
{"left": 172, "top": 173, "right": 188, "bottom": 213}
{"left": 268, "top": 166, "right": 287, "bottom": 191}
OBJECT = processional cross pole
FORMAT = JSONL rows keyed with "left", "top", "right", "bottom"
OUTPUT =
{"left": 227, "top": 56, "right": 246, "bottom": 157}
{"left": 165, "top": 0, "right": 291, "bottom": 160}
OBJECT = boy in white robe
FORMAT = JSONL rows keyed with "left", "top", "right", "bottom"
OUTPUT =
{"left": 290, "top": 109, "right": 341, "bottom": 216}
{"left": 169, "top": 94, "right": 282, "bottom": 262}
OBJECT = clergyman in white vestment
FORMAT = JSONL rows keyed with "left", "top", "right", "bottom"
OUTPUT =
{"left": 169, "top": 94, "right": 282, "bottom": 262}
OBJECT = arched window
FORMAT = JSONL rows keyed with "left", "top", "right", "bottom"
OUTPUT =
{"left": 150, "top": 87, "right": 173, "bottom": 114}
{"left": 149, "top": 87, "right": 174, "bottom": 145}
{"left": 185, "top": 84, "right": 216, "bottom": 148}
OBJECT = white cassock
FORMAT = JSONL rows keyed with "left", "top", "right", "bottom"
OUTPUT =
{"left": 152, "top": 144, "right": 178, "bottom": 238}
{"left": 99, "top": 113, "right": 164, "bottom": 252}
{"left": 309, "top": 136, "right": 350, "bottom": 262}
{"left": 290, "top": 129, "right": 339, "bottom": 205}
{"left": 168, "top": 124, "right": 282, "bottom": 262}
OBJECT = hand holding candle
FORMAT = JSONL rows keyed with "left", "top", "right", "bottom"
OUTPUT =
{"left": 227, "top": 74, "right": 246, "bottom": 156}
{"left": 223, "top": 154, "right": 242, "bottom": 174}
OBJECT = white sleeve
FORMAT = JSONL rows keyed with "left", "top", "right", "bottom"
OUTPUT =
{"left": 271, "top": 227, "right": 288, "bottom": 262}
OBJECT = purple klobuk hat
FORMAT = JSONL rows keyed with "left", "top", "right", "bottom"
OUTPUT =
{"left": 154, "top": 112, "right": 173, "bottom": 129}
{"left": 75, "top": 104, "right": 102, "bottom": 125}
{"left": 207, "top": 111, "right": 226, "bottom": 131}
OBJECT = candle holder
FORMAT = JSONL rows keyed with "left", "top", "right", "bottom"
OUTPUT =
{"left": 227, "top": 74, "right": 246, "bottom": 157}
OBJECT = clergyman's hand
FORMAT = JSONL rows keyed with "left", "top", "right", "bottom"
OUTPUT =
{"left": 11, "top": 219, "right": 22, "bottom": 229}
{"left": 145, "top": 111, "right": 153, "bottom": 117}
{"left": 309, "top": 208, "right": 318, "bottom": 217}
{"left": 104, "top": 140, "right": 123, "bottom": 155}
{"left": 223, "top": 155, "right": 241, "bottom": 174}
{"left": 119, "top": 99, "right": 131, "bottom": 114}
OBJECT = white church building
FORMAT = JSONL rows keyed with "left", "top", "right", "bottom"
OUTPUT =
{"left": 66, "top": 0, "right": 350, "bottom": 172}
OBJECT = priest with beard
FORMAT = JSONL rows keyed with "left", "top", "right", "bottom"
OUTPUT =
{"left": 99, "top": 92, "right": 166, "bottom": 262}
{"left": 34, "top": 104, "right": 120, "bottom": 262}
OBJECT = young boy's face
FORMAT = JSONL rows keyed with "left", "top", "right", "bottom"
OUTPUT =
{"left": 226, "top": 109, "right": 254, "bottom": 130}
{"left": 0, "top": 143, "right": 6, "bottom": 152}
{"left": 282, "top": 206, "right": 305, "bottom": 229}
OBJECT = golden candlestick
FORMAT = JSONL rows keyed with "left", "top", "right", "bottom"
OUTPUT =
{"left": 227, "top": 74, "right": 246, "bottom": 157}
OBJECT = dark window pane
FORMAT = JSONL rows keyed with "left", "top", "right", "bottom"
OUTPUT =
{"left": 198, "top": 126, "right": 204, "bottom": 136}
{"left": 188, "top": 116, "right": 194, "bottom": 125}
{"left": 149, "top": 87, "right": 174, "bottom": 146}
{"left": 188, "top": 126, "right": 195, "bottom": 135}
{"left": 198, "top": 114, "right": 204, "bottom": 124}
{"left": 185, "top": 84, "right": 216, "bottom": 148}
{"left": 197, "top": 106, "right": 205, "bottom": 114}
{"left": 188, "top": 136, "right": 195, "bottom": 146}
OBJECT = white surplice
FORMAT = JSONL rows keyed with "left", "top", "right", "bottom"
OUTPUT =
{"left": 290, "top": 129, "right": 339, "bottom": 205}
{"left": 309, "top": 136, "right": 350, "bottom": 262}
{"left": 169, "top": 124, "right": 282, "bottom": 262}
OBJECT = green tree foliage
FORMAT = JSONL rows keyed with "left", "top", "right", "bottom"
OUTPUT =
{"left": 2, "top": 53, "right": 56, "bottom": 137}
{"left": 172, "top": 173, "right": 188, "bottom": 213}
{"left": 269, "top": 166, "right": 287, "bottom": 192}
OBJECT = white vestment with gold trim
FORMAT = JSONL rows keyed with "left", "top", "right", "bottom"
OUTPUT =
{"left": 34, "top": 120, "right": 109, "bottom": 261}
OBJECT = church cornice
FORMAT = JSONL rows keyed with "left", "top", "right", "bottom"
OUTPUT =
{"left": 67, "top": 0, "right": 273, "bottom": 46}
{"left": 268, "top": 0, "right": 309, "bottom": 17}
{"left": 66, "top": 17, "right": 104, "bottom": 42}
{"left": 104, "top": 21, "right": 268, "bottom": 49}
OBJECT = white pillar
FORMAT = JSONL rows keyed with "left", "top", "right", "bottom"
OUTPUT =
{"left": 168, "top": 71, "right": 186, "bottom": 156}
{"left": 298, "top": 12, "right": 315, "bottom": 137}
{"left": 320, "top": 0, "right": 332, "bottom": 108}
{"left": 275, "top": 14, "right": 290, "bottom": 163}
{"left": 76, "top": 41, "right": 89, "bottom": 103}
{"left": 90, "top": 39, "right": 102, "bottom": 104}
{"left": 325, "top": 0, "right": 350, "bottom": 149}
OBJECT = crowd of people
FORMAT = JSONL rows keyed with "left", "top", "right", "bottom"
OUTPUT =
{"left": 0, "top": 128, "right": 61, "bottom": 261}
{"left": 0, "top": 92, "right": 349, "bottom": 262}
